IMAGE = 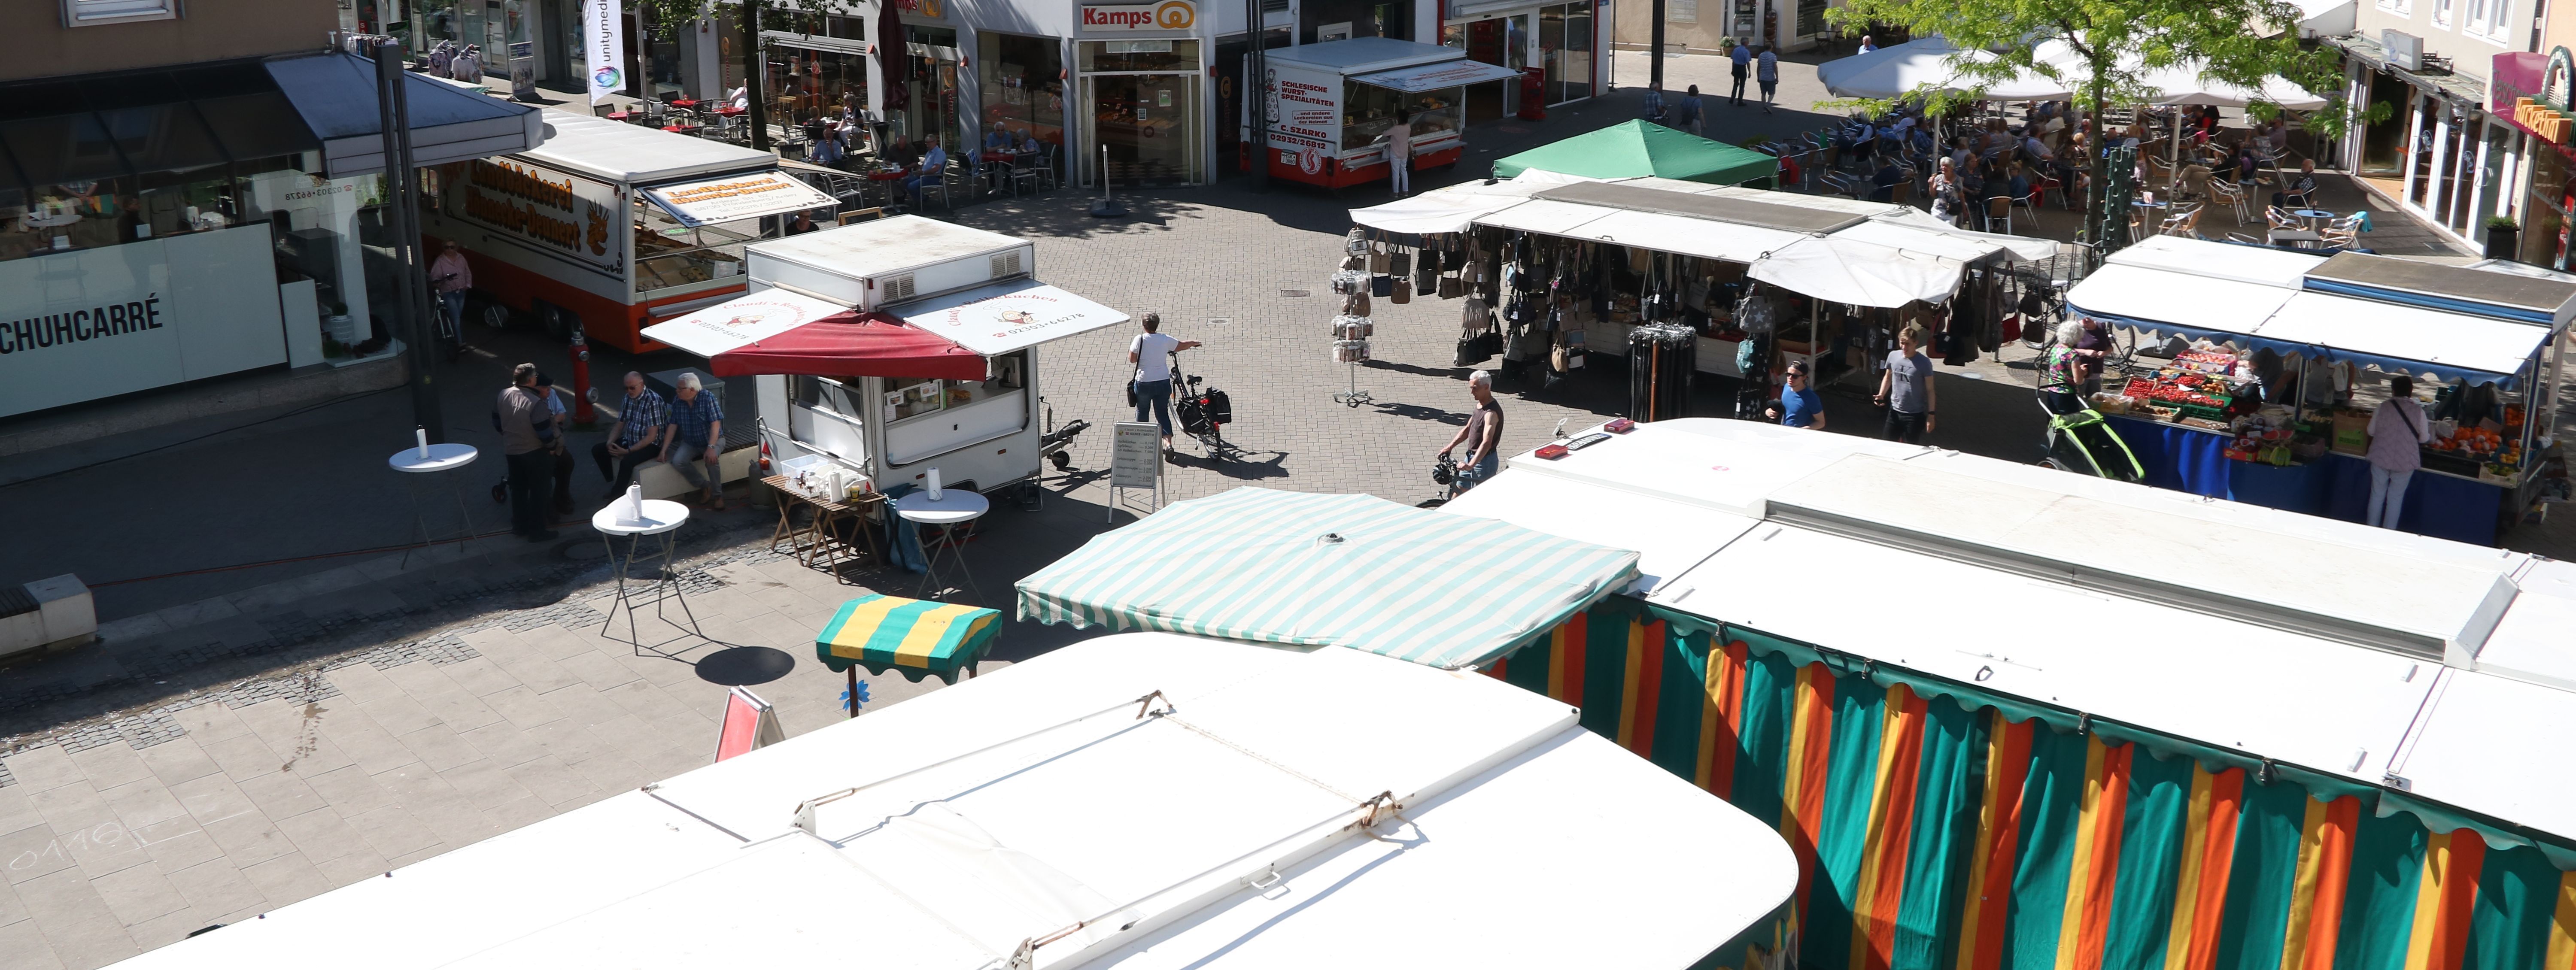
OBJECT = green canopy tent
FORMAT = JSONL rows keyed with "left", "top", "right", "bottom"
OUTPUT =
{"left": 1015, "top": 487, "right": 1640, "bottom": 670}
{"left": 1491, "top": 119, "right": 1779, "bottom": 187}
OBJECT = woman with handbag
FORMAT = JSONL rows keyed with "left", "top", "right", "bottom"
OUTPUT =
{"left": 2363, "top": 376, "right": 2433, "bottom": 530}
{"left": 1126, "top": 312, "right": 1201, "bottom": 451}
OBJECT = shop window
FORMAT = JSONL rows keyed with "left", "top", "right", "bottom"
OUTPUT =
{"left": 1081, "top": 39, "right": 1201, "bottom": 72}
{"left": 1341, "top": 84, "right": 1462, "bottom": 152}
{"left": 981, "top": 32, "right": 1067, "bottom": 173}
{"left": 634, "top": 204, "right": 756, "bottom": 296}
{"left": 884, "top": 350, "right": 1029, "bottom": 424}
{"left": 62, "top": 0, "right": 175, "bottom": 26}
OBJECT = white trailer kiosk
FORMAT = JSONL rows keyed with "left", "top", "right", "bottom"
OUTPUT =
{"left": 642, "top": 216, "right": 1127, "bottom": 497}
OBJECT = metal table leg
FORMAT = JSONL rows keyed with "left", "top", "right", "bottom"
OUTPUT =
{"left": 600, "top": 528, "right": 706, "bottom": 656}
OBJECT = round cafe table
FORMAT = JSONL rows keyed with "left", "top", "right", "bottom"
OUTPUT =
{"left": 389, "top": 443, "right": 479, "bottom": 567}
{"left": 592, "top": 498, "right": 705, "bottom": 655}
{"left": 894, "top": 489, "right": 988, "bottom": 602}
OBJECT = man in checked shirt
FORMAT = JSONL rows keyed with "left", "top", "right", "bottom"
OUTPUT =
{"left": 590, "top": 371, "right": 668, "bottom": 500}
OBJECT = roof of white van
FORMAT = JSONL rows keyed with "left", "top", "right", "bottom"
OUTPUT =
{"left": 112, "top": 633, "right": 1795, "bottom": 970}
{"left": 518, "top": 110, "right": 786, "bottom": 185}
{"left": 1441, "top": 418, "right": 2576, "bottom": 844}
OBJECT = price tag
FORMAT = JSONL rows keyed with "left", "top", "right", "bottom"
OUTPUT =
{"left": 1111, "top": 421, "right": 1161, "bottom": 491}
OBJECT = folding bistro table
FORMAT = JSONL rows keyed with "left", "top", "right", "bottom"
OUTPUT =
{"left": 812, "top": 594, "right": 1001, "bottom": 717}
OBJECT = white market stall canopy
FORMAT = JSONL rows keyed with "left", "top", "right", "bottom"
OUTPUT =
{"left": 1015, "top": 488, "right": 1642, "bottom": 670}
{"left": 112, "top": 633, "right": 1798, "bottom": 970}
{"left": 2032, "top": 41, "right": 2327, "bottom": 109}
{"left": 1350, "top": 58, "right": 1527, "bottom": 91}
{"left": 1814, "top": 36, "right": 2075, "bottom": 100}
{"left": 1441, "top": 416, "right": 2576, "bottom": 849}
{"left": 516, "top": 110, "right": 798, "bottom": 184}
{"left": 2065, "top": 237, "right": 2575, "bottom": 384}
{"left": 639, "top": 288, "right": 847, "bottom": 357}
{"left": 641, "top": 170, "right": 839, "bottom": 227}
{"left": 1352, "top": 174, "right": 2060, "bottom": 308}
{"left": 888, "top": 280, "right": 1131, "bottom": 356}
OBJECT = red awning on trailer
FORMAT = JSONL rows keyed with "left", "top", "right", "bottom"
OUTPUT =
{"left": 640, "top": 290, "right": 990, "bottom": 381}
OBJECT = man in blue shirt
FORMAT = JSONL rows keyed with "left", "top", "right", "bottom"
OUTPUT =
{"left": 1728, "top": 40, "right": 1753, "bottom": 106}
{"left": 1641, "top": 82, "right": 1665, "bottom": 124}
{"left": 1870, "top": 160, "right": 1902, "bottom": 203}
{"left": 906, "top": 139, "right": 949, "bottom": 207}
{"left": 1779, "top": 361, "right": 1827, "bottom": 430}
{"left": 1672, "top": 85, "right": 1704, "bottom": 136}
{"left": 661, "top": 371, "right": 727, "bottom": 509}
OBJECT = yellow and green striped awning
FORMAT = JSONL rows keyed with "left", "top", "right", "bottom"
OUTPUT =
{"left": 1015, "top": 487, "right": 1641, "bottom": 670}
{"left": 814, "top": 594, "right": 1000, "bottom": 684}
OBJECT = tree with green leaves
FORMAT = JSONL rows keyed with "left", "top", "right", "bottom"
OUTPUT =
{"left": 1828, "top": 0, "right": 2363, "bottom": 249}
{"left": 633, "top": 0, "right": 846, "bottom": 150}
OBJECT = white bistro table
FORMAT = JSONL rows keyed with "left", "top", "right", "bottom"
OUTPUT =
{"left": 592, "top": 498, "right": 706, "bottom": 654}
{"left": 389, "top": 443, "right": 480, "bottom": 567}
{"left": 894, "top": 489, "right": 989, "bottom": 602}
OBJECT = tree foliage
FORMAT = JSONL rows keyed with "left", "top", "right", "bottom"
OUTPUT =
{"left": 1828, "top": 0, "right": 2367, "bottom": 244}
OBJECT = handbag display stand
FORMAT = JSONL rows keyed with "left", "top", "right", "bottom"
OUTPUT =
{"left": 1333, "top": 355, "right": 1373, "bottom": 408}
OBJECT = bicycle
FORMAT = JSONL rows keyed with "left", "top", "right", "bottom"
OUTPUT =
{"left": 1166, "top": 349, "right": 1234, "bottom": 460}
{"left": 430, "top": 279, "right": 468, "bottom": 362}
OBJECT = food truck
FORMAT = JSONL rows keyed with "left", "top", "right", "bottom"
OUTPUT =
{"left": 641, "top": 216, "right": 1127, "bottom": 496}
{"left": 422, "top": 112, "right": 837, "bottom": 352}
{"left": 1257, "top": 38, "right": 1524, "bottom": 189}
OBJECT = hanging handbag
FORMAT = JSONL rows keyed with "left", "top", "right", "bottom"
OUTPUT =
{"left": 1455, "top": 333, "right": 1492, "bottom": 367}
{"left": 1391, "top": 277, "right": 1411, "bottom": 304}
{"left": 1389, "top": 248, "right": 1411, "bottom": 278}
{"left": 1414, "top": 258, "right": 1438, "bottom": 294}
{"left": 1368, "top": 242, "right": 1391, "bottom": 274}
{"left": 1340, "top": 253, "right": 1367, "bottom": 273}
{"left": 1370, "top": 273, "right": 1393, "bottom": 298}
{"left": 1343, "top": 289, "right": 1371, "bottom": 316}
{"left": 1437, "top": 275, "right": 1463, "bottom": 300}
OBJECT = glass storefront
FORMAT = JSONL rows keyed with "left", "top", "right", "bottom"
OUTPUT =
{"left": 1537, "top": 3, "right": 1592, "bottom": 105}
{"left": 410, "top": 0, "right": 527, "bottom": 81}
{"left": 1301, "top": 0, "right": 1415, "bottom": 42}
{"left": 1442, "top": 15, "right": 1531, "bottom": 123}
{"left": 246, "top": 170, "right": 386, "bottom": 327}
{"left": 2521, "top": 140, "right": 2572, "bottom": 270}
{"left": 899, "top": 26, "right": 966, "bottom": 153}
{"left": 765, "top": 15, "right": 870, "bottom": 127}
{"left": 980, "top": 33, "right": 1067, "bottom": 176}
{"left": 1080, "top": 40, "right": 1203, "bottom": 186}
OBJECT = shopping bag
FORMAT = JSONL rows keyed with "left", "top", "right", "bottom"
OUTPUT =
{"left": 1437, "top": 276, "right": 1463, "bottom": 300}
{"left": 1368, "top": 249, "right": 1391, "bottom": 274}
{"left": 1389, "top": 249, "right": 1412, "bottom": 277}
{"left": 1370, "top": 274, "right": 1393, "bottom": 298}
{"left": 1391, "top": 278, "right": 1411, "bottom": 304}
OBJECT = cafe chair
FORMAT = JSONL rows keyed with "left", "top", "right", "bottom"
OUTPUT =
{"left": 2207, "top": 179, "right": 2249, "bottom": 225}
{"left": 1984, "top": 195, "right": 2014, "bottom": 235}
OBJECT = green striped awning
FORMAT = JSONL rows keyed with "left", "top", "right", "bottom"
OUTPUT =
{"left": 1014, "top": 488, "right": 1641, "bottom": 670}
{"left": 814, "top": 594, "right": 1001, "bottom": 684}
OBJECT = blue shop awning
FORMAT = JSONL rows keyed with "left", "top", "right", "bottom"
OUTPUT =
{"left": 265, "top": 52, "right": 542, "bottom": 178}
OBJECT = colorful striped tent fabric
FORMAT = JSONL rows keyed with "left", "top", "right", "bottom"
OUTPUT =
{"left": 1484, "top": 597, "right": 2576, "bottom": 970}
{"left": 814, "top": 594, "right": 1000, "bottom": 684}
{"left": 1014, "top": 488, "right": 1641, "bottom": 670}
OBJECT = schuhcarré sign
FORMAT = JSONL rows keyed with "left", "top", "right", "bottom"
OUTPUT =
{"left": 0, "top": 224, "right": 288, "bottom": 418}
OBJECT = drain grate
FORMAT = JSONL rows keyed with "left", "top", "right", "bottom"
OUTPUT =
{"left": 1208, "top": 317, "right": 1233, "bottom": 326}
{"left": 1279, "top": 289, "right": 1310, "bottom": 297}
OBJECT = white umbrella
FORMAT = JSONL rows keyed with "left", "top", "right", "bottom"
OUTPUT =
{"left": 1750, "top": 236, "right": 1968, "bottom": 308}
{"left": 2032, "top": 41, "right": 2326, "bottom": 109}
{"left": 1816, "top": 37, "right": 2073, "bottom": 101}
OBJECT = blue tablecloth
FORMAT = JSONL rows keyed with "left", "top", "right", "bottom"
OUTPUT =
{"left": 2103, "top": 415, "right": 2501, "bottom": 546}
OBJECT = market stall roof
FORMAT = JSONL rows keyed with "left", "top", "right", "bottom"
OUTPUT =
{"left": 640, "top": 288, "right": 989, "bottom": 381}
{"left": 812, "top": 593, "right": 999, "bottom": 684}
{"left": 750, "top": 215, "right": 1030, "bottom": 284}
{"left": 1460, "top": 417, "right": 2576, "bottom": 849}
{"left": 115, "top": 633, "right": 1798, "bottom": 970}
{"left": 1814, "top": 36, "right": 2075, "bottom": 100}
{"left": 1339, "top": 170, "right": 1588, "bottom": 235}
{"left": 263, "top": 51, "right": 543, "bottom": 178}
{"left": 1478, "top": 200, "right": 1806, "bottom": 264}
{"left": 639, "top": 170, "right": 838, "bottom": 228}
{"left": 1350, "top": 58, "right": 1527, "bottom": 92}
{"left": 2033, "top": 41, "right": 2327, "bottom": 109}
{"left": 1750, "top": 235, "right": 1975, "bottom": 308}
{"left": 513, "top": 110, "right": 789, "bottom": 185}
{"left": 1015, "top": 488, "right": 1641, "bottom": 670}
{"left": 1492, "top": 120, "right": 1782, "bottom": 186}
{"left": 887, "top": 279, "right": 1130, "bottom": 356}
{"left": 1262, "top": 36, "right": 1467, "bottom": 73}
{"left": 2067, "top": 237, "right": 2564, "bottom": 383}
{"left": 2305, "top": 251, "right": 2576, "bottom": 327}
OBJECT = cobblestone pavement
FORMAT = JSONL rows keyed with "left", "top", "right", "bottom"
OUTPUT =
{"left": 0, "top": 53, "right": 2557, "bottom": 970}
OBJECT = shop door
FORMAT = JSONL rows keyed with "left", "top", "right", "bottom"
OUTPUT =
{"left": 1217, "top": 39, "right": 1246, "bottom": 175}
{"left": 1449, "top": 18, "right": 1522, "bottom": 123}
{"left": 1084, "top": 74, "right": 1201, "bottom": 186}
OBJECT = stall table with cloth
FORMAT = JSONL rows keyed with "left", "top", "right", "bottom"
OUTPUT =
{"left": 2064, "top": 237, "right": 2576, "bottom": 545}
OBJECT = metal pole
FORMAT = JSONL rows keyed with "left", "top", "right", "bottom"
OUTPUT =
{"left": 375, "top": 40, "right": 444, "bottom": 444}
{"left": 1649, "top": 0, "right": 1667, "bottom": 93}
{"left": 1247, "top": 0, "right": 1269, "bottom": 191}
{"left": 744, "top": 0, "right": 772, "bottom": 151}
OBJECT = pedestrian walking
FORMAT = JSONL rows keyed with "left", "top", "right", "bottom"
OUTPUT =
{"left": 1876, "top": 323, "right": 1936, "bottom": 443}
{"left": 1439, "top": 370, "right": 1504, "bottom": 493}
{"left": 1386, "top": 110, "right": 1414, "bottom": 196}
{"left": 492, "top": 363, "right": 562, "bottom": 542}
{"left": 1756, "top": 45, "right": 1780, "bottom": 113}
{"left": 2364, "top": 376, "right": 2433, "bottom": 530}
{"left": 1641, "top": 82, "right": 1667, "bottom": 124}
{"left": 592, "top": 371, "right": 668, "bottom": 498}
{"left": 2038, "top": 320, "right": 2088, "bottom": 415}
{"left": 1127, "top": 312, "right": 1202, "bottom": 451}
{"left": 1728, "top": 40, "right": 1753, "bottom": 106}
{"left": 1673, "top": 85, "right": 1705, "bottom": 137}
{"left": 661, "top": 371, "right": 727, "bottom": 510}
{"left": 430, "top": 239, "right": 472, "bottom": 336}
{"left": 1778, "top": 361, "right": 1827, "bottom": 430}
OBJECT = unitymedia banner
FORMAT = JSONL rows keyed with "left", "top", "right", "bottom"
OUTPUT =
{"left": 583, "top": 0, "right": 625, "bottom": 104}
{"left": 0, "top": 225, "right": 289, "bottom": 418}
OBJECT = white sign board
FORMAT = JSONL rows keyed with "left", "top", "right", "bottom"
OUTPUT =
{"left": 893, "top": 281, "right": 1130, "bottom": 356}
{"left": 440, "top": 158, "right": 626, "bottom": 276}
{"left": 639, "top": 288, "right": 848, "bottom": 357}
{"left": 642, "top": 172, "right": 839, "bottom": 228}
{"left": 1112, "top": 421, "right": 1162, "bottom": 490}
{"left": 0, "top": 225, "right": 287, "bottom": 418}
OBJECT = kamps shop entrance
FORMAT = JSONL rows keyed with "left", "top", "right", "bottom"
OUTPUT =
{"left": 1078, "top": 1, "right": 1207, "bottom": 187}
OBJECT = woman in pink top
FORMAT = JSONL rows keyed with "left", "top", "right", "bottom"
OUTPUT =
{"left": 2363, "top": 375, "right": 2434, "bottom": 530}
{"left": 1385, "top": 111, "right": 1413, "bottom": 197}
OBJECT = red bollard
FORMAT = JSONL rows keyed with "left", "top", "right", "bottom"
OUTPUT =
{"left": 568, "top": 323, "right": 597, "bottom": 427}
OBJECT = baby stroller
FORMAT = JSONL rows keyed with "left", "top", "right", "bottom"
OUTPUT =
{"left": 2041, "top": 403, "right": 2145, "bottom": 483}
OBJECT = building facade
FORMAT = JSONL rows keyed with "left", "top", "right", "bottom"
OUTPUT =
{"left": 1608, "top": 0, "right": 1818, "bottom": 55}
{"left": 2333, "top": 0, "right": 2538, "bottom": 249}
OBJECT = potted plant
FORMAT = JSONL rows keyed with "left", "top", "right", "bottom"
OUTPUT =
{"left": 2485, "top": 216, "right": 2521, "bottom": 261}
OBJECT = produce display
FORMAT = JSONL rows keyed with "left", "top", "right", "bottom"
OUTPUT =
{"left": 2120, "top": 369, "right": 2234, "bottom": 410}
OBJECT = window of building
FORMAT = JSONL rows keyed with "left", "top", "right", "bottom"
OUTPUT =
{"left": 980, "top": 33, "right": 1066, "bottom": 177}
{"left": 1669, "top": 0, "right": 1698, "bottom": 24}
{"left": 2433, "top": 0, "right": 2453, "bottom": 27}
{"left": 62, "top": 0, "right": 175, "bottom": 26}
